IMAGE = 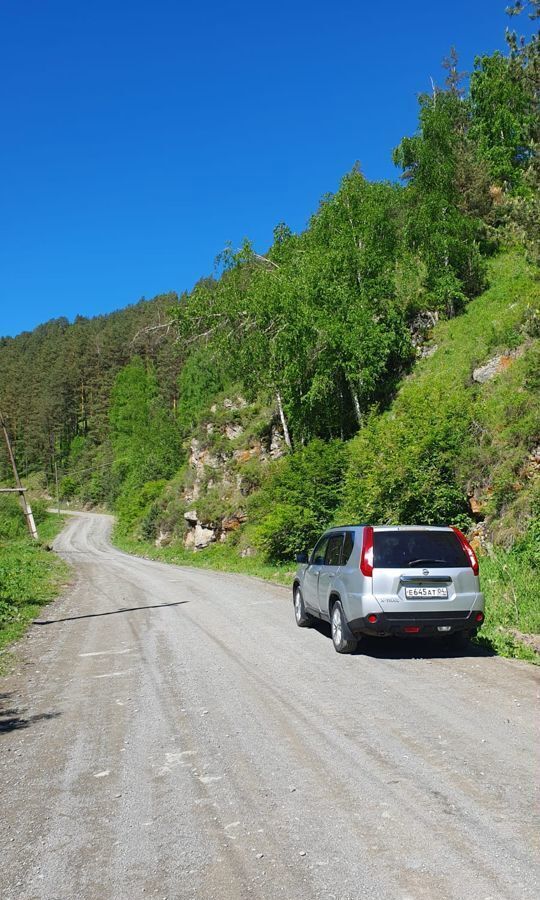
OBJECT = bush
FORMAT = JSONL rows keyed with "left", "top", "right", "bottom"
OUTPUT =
{"left": 248, "top": 439, "right": 347, "bottom": 561}
{"left": 340, "top": 253, "right": 539, "bottom": 534}
{"left": 0, "top": 496, "right": 27, "bottom": 540}
{"left": 115, "top": 479, "right": 167, "bottom": 536}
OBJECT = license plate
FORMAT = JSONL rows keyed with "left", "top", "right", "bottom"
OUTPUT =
{"left": 405, "top": 586, "right": 448, "bottom": 598}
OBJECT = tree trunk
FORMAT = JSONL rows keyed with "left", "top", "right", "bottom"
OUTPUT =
{"left": 351, "top": 388, "right": 362, "bottom": 426}
{"left": 276, "top": 391, "right": 292, "bottom": 451}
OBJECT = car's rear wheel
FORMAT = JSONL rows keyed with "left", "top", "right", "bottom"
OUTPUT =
{"left": 293, "top": 587, "right": 311, "bottom": 627}
{"left": 331, "top": 601, "right": 357, "bottom": 654}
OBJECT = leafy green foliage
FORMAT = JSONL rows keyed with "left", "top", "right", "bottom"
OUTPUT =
{"left": 0, "top": 496, "right": 48, "bottom": 540}
{"left": 340, "top": 253, "right": 539, "bottom": 531}
{"left": 177, "top": 347, "right": 228, "bottom": 434}
{"left": 248, "top": 439, "right": 347, "bottom": 561}
{"left": 109, "top": 358, "right": 181, "bottom": 533}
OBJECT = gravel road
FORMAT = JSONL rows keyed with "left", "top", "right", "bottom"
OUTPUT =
{"left": 1, "top": 512, "right": 538, "bottom": 900}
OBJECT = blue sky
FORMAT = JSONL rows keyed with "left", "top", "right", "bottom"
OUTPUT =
{"left": 0, "top": 1, "right": 532, "bottom": 337}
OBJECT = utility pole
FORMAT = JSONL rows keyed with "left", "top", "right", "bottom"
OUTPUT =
{"left": 0, "top": 412, "right": 39, "bottom": 540}
{"left": 54, "top": 460, "right": 60, "bottom": 516}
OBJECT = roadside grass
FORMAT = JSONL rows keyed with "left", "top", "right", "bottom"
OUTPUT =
{"left": 0, "top": 511, "right": 70, "bottom": 661}
{"left": 478, "top": 553, "right": 540, "bottom": 663}
{"left": 114, "top": 529, "right": 293, "bottom": 588}
{"left": 114, "top": 528, "right": 539, "bottom": 664}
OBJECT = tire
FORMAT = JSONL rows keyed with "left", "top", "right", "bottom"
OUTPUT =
{"left": 331, "top": 600, "right": 358, "bottom": 654}
{"left": 293, "top": 586, "right": 311, "bottom": 628}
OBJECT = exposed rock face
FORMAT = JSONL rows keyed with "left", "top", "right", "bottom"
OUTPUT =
{"left": 223, "top": 396, "right": 247, "bottom": 410}
{"left": 193, "top": 523, "right": 217, "bottom": 550}
{"left": 174, "top": 395, "right": 287, "bottom": 550}
{"left": 469, "top": 521, "right": 490, "bottom": 555}
{"left": 523, "top": 444, "right": 540, "bottom": 479}
{"left": 269, "top": 426, "right": 286, "bottom": 459}
{"left": 467, "top": 484, "right": 493, "bottom": 519}
{"left": 183, "top": 508, "right": 247, "bottom": 550}
{"left": 410, "top": 310, "right": 438, "bottom": 356}
{"left": 472, "top": 347, "right": 524, "bottom": 384}
{"left": 418, "top": 343, "right": 438, "bottom": 360}
{"left": 183, "top": 511, "right": 217, "bottom": 549}
{"left": 222, "top": 513, "right": 247, "bottom": 532}
{"left": 189, "top": 439, "right": 222, "bottom": 474}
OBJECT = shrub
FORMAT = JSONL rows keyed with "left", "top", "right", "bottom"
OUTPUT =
{"left": 248, "top": 439, "right": 347, "bottom": 561}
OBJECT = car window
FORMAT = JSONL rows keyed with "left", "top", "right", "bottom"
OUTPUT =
{"left": 373, "top": 530, "right": 469, "bottom": 568}
{"left": 325, "top": 533, "right": 344, "bottom": 566}
{"left": 310, "top": 535, "right": 330, "bottom": 565}
{"left": 342, "top": 531, "right": 355, "bottom": 564}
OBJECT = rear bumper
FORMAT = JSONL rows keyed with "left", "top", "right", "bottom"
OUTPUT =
{"left": 348, "top": 610, "right": 483, "bottom": 638}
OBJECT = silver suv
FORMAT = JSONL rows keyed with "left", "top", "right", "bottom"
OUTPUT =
{"left": 293, "top": 525, "right": 485, "bottom": 653}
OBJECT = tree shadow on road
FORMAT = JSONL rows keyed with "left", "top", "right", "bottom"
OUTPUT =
{"left": 308, "top": 620, "right": 496, "bottom": 659}
{"left": 0, "top": 692, "right": 61, "bottom": 734}
{"left": 34, "top": 600, "right": 189, "bottom": 625}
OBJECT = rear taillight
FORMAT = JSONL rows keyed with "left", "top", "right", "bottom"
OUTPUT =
{"left": 451, "top": 526, "right": 479, "bottom": 575}
{"left": 360, "top": 526, "right": 374, "bottom": 576}
{"left": 475, "top": 612, "right": 484, "bottom": 623}
{"left": 367, "top": 613, "right": 378, "bottom": 624}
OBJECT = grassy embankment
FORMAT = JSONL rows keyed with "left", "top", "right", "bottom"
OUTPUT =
{"left": 114, "top": 530, "right": 293, "bottom": 587}
{"left": 0, "top": 498, "right": 69, "bottom": 658}
{"left": 114, "top": 253, "right": 540, "bottom": 663}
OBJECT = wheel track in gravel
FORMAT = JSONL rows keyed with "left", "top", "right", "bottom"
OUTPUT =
{"left": 0, "top": 511, "right": 538, "bottom": 900}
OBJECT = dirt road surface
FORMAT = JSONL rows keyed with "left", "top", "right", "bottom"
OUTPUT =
{"left": 1, "top": 512, "right": 538, "bottom": 900}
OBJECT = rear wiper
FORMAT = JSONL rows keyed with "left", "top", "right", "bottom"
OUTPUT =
{"left": 407, "top": 558, "right": 446, "bottom": 567}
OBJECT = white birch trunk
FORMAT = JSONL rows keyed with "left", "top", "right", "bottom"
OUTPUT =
{"left": 276, "top": 391, "right": 292, "bottom": 451}
{"left": 351, "top": 389, "right": 362, "bottom": 426}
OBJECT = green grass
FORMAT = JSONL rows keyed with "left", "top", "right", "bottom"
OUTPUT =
{"left": 114, "top": 529, "right": 294, "bottom": 587}
{"left": 0, "top": 512, "right": 70, "bottom": 658}
{"left": 477, "top": 544, "right": 540, "bottom": 663}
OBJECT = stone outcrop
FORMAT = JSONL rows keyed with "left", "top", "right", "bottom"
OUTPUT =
{"left": 410, "top": 310, "right": 438, "bottom": 357}
{"left": 472, "top": 346, "right": 525, "bottom": 384}
{"left": 182, "top": 508, "right": 247, "bottom": 550}
{"left": 159, "top": 395, "right": 287, "bottom": 550}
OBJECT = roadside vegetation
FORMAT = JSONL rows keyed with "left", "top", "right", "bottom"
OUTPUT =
{"left": 0, "top": 3, "right": 538, "bottom": 662}
{"left": 0, "top": 497, "right": 69, "bottom": 658}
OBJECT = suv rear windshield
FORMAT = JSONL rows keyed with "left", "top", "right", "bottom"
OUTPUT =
{"left": 373, "top": 530, "right": 469, "bottom": 569}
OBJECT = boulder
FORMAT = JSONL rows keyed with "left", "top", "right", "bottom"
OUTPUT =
{"left": 193, "top": 523, "right": 216, "bottom": 550}
{"left": 472, "top": 347, "right": 524, "bottom": 384}
{"left": 155, "top": 529, "right": 172, "bottom": 548}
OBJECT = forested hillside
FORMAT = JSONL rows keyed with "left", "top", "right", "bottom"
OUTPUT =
{"left": 1, "top": 3, "right": 539, "bottom": 655}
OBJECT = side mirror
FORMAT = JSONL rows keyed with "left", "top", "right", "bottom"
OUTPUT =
{"left": 295, "top": 551, "right": 309, "bottom": 564}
